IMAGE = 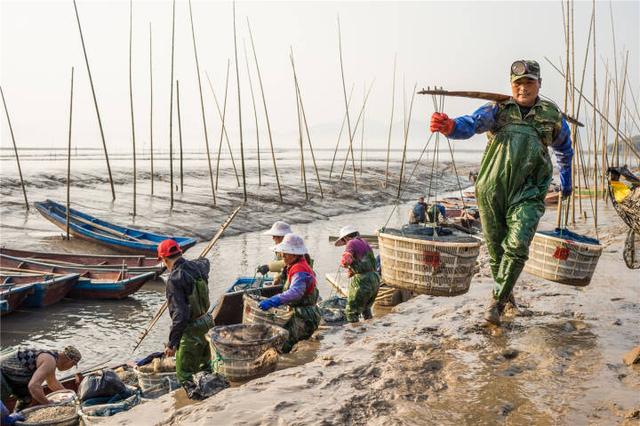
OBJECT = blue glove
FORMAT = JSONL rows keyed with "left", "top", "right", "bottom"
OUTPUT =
{"left": 559, "top": 166, "right": 572, "bottom": 198}
{"left": 2, "top": 402, "right": 24, "bottom": 425}
{"left": 259, "top": 296, "right": 282, "bottom": 311}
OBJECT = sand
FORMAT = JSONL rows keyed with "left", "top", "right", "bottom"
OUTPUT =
{"left": 107, "top": 203, "right": 639, "bottom": 426}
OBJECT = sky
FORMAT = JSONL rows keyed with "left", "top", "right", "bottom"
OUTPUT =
{"left": 1, "top": 0, "right": 638, "bottom": 155}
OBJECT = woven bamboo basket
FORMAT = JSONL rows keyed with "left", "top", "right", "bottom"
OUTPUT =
{"left": 208, "top": 324, "right": 287, "bottom": 382}
{"left": 378, "top": 230, "right": 481, "bottom": 296}
{"left": 242, "top": 293, "right": 293, "bottom": 328}
{"left": 524, "top": 231, "right": 602, "bottom": 286}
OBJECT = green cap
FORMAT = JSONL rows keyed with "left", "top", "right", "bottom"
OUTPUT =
{"left": 510, "top": 60, "right": 541, "bottom": 82}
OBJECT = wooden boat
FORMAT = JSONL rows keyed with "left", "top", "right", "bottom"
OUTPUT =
{"left": 0, "top": 254, "right": 156, "bottom": 300}
{"left": 0, "top": 247, "right": 161, "bottom": 274}
{"left": 228, "top": 275, "right": 273, "bottom": 292}
{"left": 0, "top": 281, "right": 35, "bottom": 316}
{"left": 0, "top": 273, "right": 79, "bottom": 308}
{"left": 34, "top": 199, "right": 197, "bottom": 255}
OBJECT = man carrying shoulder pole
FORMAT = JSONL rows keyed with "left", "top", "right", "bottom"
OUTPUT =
{"left": 430, "top": 60, "right": 573, "bottom": 326}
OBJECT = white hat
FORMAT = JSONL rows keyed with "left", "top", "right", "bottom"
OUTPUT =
{"left": 335, "top": 225, "right": 359, "bottom": 247}
{"left": 264, "top": 221, "right": 293, "bottom": 237}
{"left": 272, "top": 233, "right": 308, "bottom": 255}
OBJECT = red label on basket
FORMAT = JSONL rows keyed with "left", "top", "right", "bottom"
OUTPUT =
{"left": 423, "top": 251, "right": 440, "bottom": 268}
{"left": 553, "top": 247, "right": 570, "bottom": 260}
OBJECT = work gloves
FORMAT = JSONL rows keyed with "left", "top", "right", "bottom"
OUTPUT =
{"left": 430, "top": 112, "right": 455, "bottom": 136}
{"left": 256, "top": 264, "right": 270, "bottom": 275}
{"left": 559, "top": 167, "right": 572, "bottom": 199}
{"left": 259, "top": 295, "right": 282, "bottom": 311}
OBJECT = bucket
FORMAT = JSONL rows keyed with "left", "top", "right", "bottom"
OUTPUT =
{"left": 378, "top": 228, "right": 481, "bottom": 296}
{"left": 208, "top": 323, "right": 288, "bottom": 382}
{"left": 374, "top": 284, "right": 412, "bottom": 307}
{"left": 242, "top": 293, "right": 293, "bottom": 328}
{"left": 524, "top": 230, "right": 603, "bottom": 286}
{"left": 134, "top": 367, "right": 180, "bottom": 398}
{"left": 16, "top": 404, "right": 78, "bottom": 426}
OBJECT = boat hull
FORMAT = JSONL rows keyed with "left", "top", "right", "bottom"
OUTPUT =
{"left": 0, "top": 284, "right": 35, "bottom": 316}
{"left": 22, "top": 274, "right": 79, "bottom": 308}
{"left": 67, "top": 272, "right": 156, "bottom": 300}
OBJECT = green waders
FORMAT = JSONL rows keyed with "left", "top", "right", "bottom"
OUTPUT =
{"left": 345, "top": 250, "right": 380, "bottom": 322}
{"left": 176, "top": 276, "right": 214, "bottom": 384}
{"left": 475, "top": 122, "right": 552, "bottom": 303}
{"left": 281, "top": 281, "right": 321, "bottom": 354}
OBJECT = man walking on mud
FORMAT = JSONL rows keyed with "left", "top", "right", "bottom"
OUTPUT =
{"left": 429, "top": 60, "right": 573, "bottom": 325}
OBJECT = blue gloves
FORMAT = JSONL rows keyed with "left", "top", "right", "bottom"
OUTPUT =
{"left": 259, "top": 296, "right": 282, "bottom": 311}
{"left": 559, "top": 166, "right": 572, "bottom": 198}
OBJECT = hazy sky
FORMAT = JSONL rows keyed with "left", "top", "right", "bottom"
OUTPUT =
{"left": 1, "top": 0, "right": 638, "bottom": 154}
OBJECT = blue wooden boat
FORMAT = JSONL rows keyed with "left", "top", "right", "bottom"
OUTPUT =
{"left": 0, "top": 273, "right": 80, "bottom": 308}
{"left": 34, "top": 200, "right": 197, "bottom": 255}
{"left": 227, "top": 275, "right": 273, "bottom": 293}
{"left": 0, "top": 254, "right": 156, "bottom": 300}
{"left": 0, "top": 280, "right": 35, "bottom": 316}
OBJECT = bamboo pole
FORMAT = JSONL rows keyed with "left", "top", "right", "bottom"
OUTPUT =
{"left": 385, "top": 54, "right": 397, "bottom": 188}
{"left": 188, "top": 0, "right": 216, "bottom": 204}
{"left": 0, "top": 86, "right": 28, "bottom": 210}
{"left": 294, "top": 73, "right": 308, "bottom": 200}
{"left": 205, "top": 67, "right": 241, "bottom": 188}
{"left": 397, "top": 83, "right": 417, "bottom": 198}
{"left": 66, "top": 67, "right": 74, "bottom": 239}
{"left": 601, "top": 78, "right": 611, "bottom": 203}
{"left": 232, "top": 2, "right": 247, "bottom": 202}
{"left": 129, "top": 0, "right": 137, "bottom": 217}
{"left": 149, "top": 22, "right": 154, "bottom": 196}
{"left": 290, "top": 48, "right": 323, "bottom": 199}
{"left": 592, "top": 0, "right": 598, "bottom": 229}
{"left": 328, "top": 85, "right": 354, "bottom": 181}
{"left": 570, "top": 0, "right": 578, "bottom": 224}
{"left": 72, "top": 0, "right": 115, "bottom": 200}
{"left": 243, "top": 40, "right": 261, "bottom": 186}
{"left": 247, "top": 18, "right": 283, "bottom": 202}
{"left": 168, "top": 0, "right": 176, "bottom": 209}
{"left": 609, "top": 1, "right": 620, "bottom": 165}
{"left": 339, "top": 81, "right": 375, "bottom": 180}
{"left": 176, "top": 80, "right": 184, "bottom": 193}
{"left": 336, "top": 16, "right": 358, "bottom": 192}
{"left": 613, "top": 52, "right": 629, "bottom": 167}
{"left": 359, "top": 83, "right": 365, "bottom": 176}
{"left": 625, "top": 73, "right": 640, "bottom": 126}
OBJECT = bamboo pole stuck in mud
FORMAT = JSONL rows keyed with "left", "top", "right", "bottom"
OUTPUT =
{"left": 397, "top": 83, "right": 417, "bottom": 199}
{"left": 294, "top": 73, "right": 309, "bottom": 200}
{"left": 129, "top": 0, "right": 137, "bottom": 217}
{"left": 290, "top": 47, "right": 323, "bottom": 199}
{"left": 232, "top": 2, "right": 247, "bottom": 202}
{"left": 336, "top": 16, "right": 358, "bottom": 192}
{"left": 205, "top": 67, "right": 241, "bottom": 188}
{"left": 149, "top": 22, "right": 154, "bottom": 196}
{"left": 168, "top": 0, "right": 176, "bottom": 209}
{"left": 243, "top": 40, "right": 261, "bottom": 186}
{"left": 247, "top": 18, "right": 283, "bottom": 202}
{"left": 188, "top": 0, "right": 215, "bottom": 204}
{"left": 608, "top": 1, "right": 620, "bottom": 166}
{"left": 0, "top": 86, "right": 28, "bottom": 210}
{"left": 176, "top": 80, "right": 184, "bottom": 193}
{"left": 592, "top": 0, "right": 598, "bottom": 229}
{"left": 328, "top": 85, "right": 354, "bottom": 181}
{"left": 339, "top": 81, "right": 375, "bottom": 180}
{"left": 66, "top": 67, "right": 74, "bottom": 239}
{"left": 360, "top": 83, "right": 365, "bottom": 176}
{"left": 385, "top": 54, "right": 397, "bottom": 188}
{"left": 72, "top": 0, "right": 115, "bottom": 201}
{"left": 613, "top": 52, "right": 629, "bottom": 167}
